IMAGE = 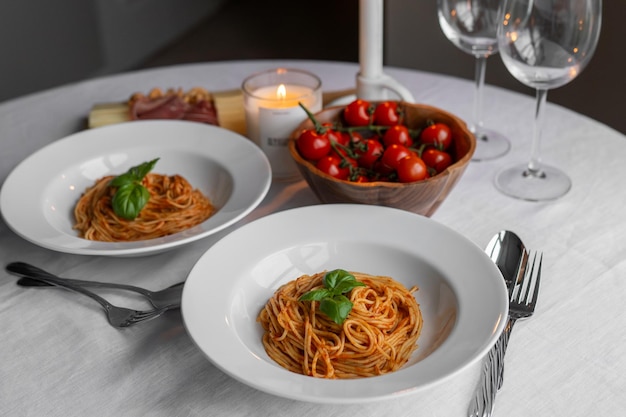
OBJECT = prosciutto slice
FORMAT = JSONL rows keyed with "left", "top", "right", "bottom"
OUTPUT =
{"left": 181, "top": 99, "right": 219, "bottom": 125}
{"left": 129, "top": 95, "right": 219, "bottom": 125}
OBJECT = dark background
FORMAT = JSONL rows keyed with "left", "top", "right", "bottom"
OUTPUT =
{"left": 140, "top": 0, "right": 625, "bottom": 134}
{"left": 2, "top": 0, "right": 623, "bottom": 134}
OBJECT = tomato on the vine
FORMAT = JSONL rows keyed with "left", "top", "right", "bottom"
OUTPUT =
{"left": 322, "top": 123, "right": 346, "bottom": 146}
{"left": 420, "top": 123, "right": 453, "bottom": 150}
{"left": 316, "top": 155, "right": 346, "bottom": 179}
{"left": 315, "top": 155, "right": 356, "bottom": 180}
{"left": 380, "top": 144, "right": 412, "bottom": 170}
{"left": 373, "top": 160, "right": 394, "bottom": 177}
{"left": 422, "top": 148, "right": 452, "bottom": 173}
{"left": 343, "top": 99, "right": 372, "bottom": 126}
{"left": 346, "top": 131, "right": 365, "bottom": 146}
{"left": 397, "top": 155, "right": 429, "bottom": 183}
{"left": 329, "top": 145, "right": 350, "bottom": 160}
{"left": 296, "top": 100, "right": 458, "bottom": 184}
{"left": 383, "top": 125, "right": 413, "bottom": 148}
{"left": 354, "top": 138, "right": 384, "bottom": 168}
{"left": 297, "top": 129, "right": 331, "bottom": 161}
{"left": 373, "top": 101, "right": 401, "bottom": 126}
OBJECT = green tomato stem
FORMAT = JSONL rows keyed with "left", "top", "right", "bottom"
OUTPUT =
{"left": 298, "top": 102, "right": 327, "bottom": 134}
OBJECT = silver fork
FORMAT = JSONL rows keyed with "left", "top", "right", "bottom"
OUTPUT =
{"left": 7, "top": 262, "right": 183, "bottom": 309}
{"left": 16, "top": 274, "right": 170, "bottom": 328}
{"left": 469, "top": 250, "right": 543, "bottom": 417}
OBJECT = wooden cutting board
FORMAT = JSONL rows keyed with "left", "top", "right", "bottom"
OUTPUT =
{"left": 88, "top": 88, "right": 355, "bottom": 136}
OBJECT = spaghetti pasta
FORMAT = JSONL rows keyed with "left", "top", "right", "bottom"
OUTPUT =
{"left": 257, "top": 271, "right": 423, "bottom": 379}
{"left": 73, "top": 173, "right": 215, "bottom": 242}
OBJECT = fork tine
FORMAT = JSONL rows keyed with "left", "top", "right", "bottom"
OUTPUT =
{"left": 518, "top": 251, "right": 536, "bottom": 304}
{"left": 515, "top": 250, "right": 542, "bottom": 307}
{"left": 527, "top": 252, "right": 543, "bottom": 306}
{"left": 135, "top": 311, "right": 160, "bottom": 320}
{"left": 510, "top": 249, "right": 529, "bottom": 302}
{"left": 127, "top": 308, "right": 167, "bottom": 325}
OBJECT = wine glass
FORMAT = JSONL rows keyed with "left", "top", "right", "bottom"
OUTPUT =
{"left": 495, "top": 0, "right": 602, "bottom": 201}
{"left": 438, "top": 0, "right": 511, "bottom": 161}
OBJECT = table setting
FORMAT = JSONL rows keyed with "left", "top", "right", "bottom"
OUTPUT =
{"left": 1, "top": 1, "right": 625, "bottom": 416}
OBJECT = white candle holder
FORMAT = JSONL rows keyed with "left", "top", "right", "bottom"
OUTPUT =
{"left": 358, "top": 0, "right": 414, "bottom": 102}
{"left": 242, "top": 68, "right": 322, "bottom": 181}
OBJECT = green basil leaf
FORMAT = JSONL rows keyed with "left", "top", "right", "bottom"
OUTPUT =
{"left": 320, "top": 295, "right": 353, "bottom": 325}
{"left": 322, "top": 269, "right": 353, "bottom": 291}
{"left": 298, "top": 269, "right": 366, "bottom": 324}
{"left": 299, "top": 289, "right": 331, "bottom": 302}
{"left": 109, "top": 159, "right": 159, "bottom": 219}
{"left": 333, "top": 276, "right": 366, "bottom": 295}
{"left": 109, "top": 159, "right": 159, "bottom": 186}
{"left": 333, "top": 295, "right": 354, "bottom": 321}
{"left": 111, "top": 183, "right": 150, "bottom": 220}
{"left": 130, "top": 158, "right": 159, "bottom": 181}
{"left": 109, "top": 172, "right": 134, "bottom": 187}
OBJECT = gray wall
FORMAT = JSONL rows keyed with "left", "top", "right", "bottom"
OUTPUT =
{"left": 0, "top": 0, "right": 227, "bottom": 102}
{"left": 385, "top": 0, "right": 625, "bottom": 134}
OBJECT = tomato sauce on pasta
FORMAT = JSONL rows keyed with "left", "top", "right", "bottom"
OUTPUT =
{"left": 257, "top": 271, "right": 423, "bottom": 379}
{"left": 73, "top": 173, "right": 214, "bottom": 242}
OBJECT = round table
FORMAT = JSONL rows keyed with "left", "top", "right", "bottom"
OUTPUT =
{"left": 1, "top": 60, "right": 624, "bottom": 416}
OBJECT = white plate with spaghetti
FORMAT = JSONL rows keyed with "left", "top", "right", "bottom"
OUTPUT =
{"left": 182, "top": 204, "right": 508, "bottom": 404}
{"left": 0, "top": 120, "right": 271, "bottom": 256}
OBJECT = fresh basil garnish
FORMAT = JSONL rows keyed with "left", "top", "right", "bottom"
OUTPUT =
{"left": 109, "top": 158, "right": 159, "bottom": 220}
{"left": 299, "top": 269, "right": 366, "bottom": 324}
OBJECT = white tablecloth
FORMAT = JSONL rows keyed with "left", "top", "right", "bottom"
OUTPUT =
{"left": 1, "top": 60, "right": 624, "bottom": 416}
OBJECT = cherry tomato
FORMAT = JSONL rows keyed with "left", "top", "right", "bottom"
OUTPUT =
{"left": 343, "top": 99, "right": 372, "bottom": 126}
{"left": 397, "top": 155, "right": 429, "bottom": 183}
{"left": 297, "top": 130, "right": 331, "bottom": 161}
{"left": 353, "top": 174, "right": 370, "bottom": 183}
{"left": 322, "top": 123, "right": 347, "bottom": 146}
{"left": 419, "top": 123, "right": 453, "bottom": 150}
{"left": 373, "top": 101, "right": 401, "bottom": 126}
{"left": 329, "top": 144, "right": 350, "bottom": 160}
{"left": 347, "top": 131, "right": 366, "bottom": 146}
{"left": 354, "top": 138, "right": 384, "bottom": 168}
{"left": 380, "top": 144, "right": 412, "bottom": 170}
{"left": 372, "top": 160, "right": 394, "bottom": 177}
{"left": 422, "top": 148, "right": 452, "bottom": 173}
{"left": 315, "top": 155, "right": 353, "bottom": 180}
{"left": 383, "top": 125, "right": 413, "bottom": 148}
{"left": 338, "top": 132, "right": 352, "bottom": 147}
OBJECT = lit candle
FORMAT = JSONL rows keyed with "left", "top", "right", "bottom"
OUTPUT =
{"left": 243, "top": 69, "right": 322, "bottom": 180}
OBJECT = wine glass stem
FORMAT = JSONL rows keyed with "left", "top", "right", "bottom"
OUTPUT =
{"left": 528, "top": 89, "right": 548, "bottom": 175}
{"left": 472, "top": 55, "right": 487, "bottom": 135}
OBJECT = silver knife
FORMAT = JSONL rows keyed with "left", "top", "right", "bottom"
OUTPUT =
{"left": 468, "top": 231, "right": 526, "bottom": 417}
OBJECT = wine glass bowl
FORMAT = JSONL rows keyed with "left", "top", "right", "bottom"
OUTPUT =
{"left": 498, "top": 2, "right": 600, "bottom": 90}
{"left": 495, "top": 0, "right": 602, "bottom": 201}
{"left": 437, "top": 0, "right": 511, "bottom": 161}
{"left": 438, "top": 1, "right": 499, "bottom": 56}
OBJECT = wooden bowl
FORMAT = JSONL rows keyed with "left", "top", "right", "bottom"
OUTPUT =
{"left": 288, "top": 101, "right": 475, "bottom": 217}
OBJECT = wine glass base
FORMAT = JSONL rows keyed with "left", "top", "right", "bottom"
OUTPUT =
{"left": 494, "top": 163, "right": 572, "bottom": 201}
{"left": 471, "top": 128, "right": 511, "bottom": 161}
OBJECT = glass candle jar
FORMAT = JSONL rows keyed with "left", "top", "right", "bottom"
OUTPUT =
{"left": 242, "top": 68, "right": 322, "bottom": 180}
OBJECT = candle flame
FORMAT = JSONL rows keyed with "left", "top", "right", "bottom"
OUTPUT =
{"left": 276, "top": 84, "right": 287, "bottom": 100}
